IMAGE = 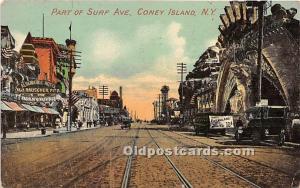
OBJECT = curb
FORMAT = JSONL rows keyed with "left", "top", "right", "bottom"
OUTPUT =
{"left": 2, "top": 126, "right": 104, "bottom": 140}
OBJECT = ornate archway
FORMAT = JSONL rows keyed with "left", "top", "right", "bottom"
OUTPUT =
{"left": 215, "top": 2, "right": 300, "bottom": 113}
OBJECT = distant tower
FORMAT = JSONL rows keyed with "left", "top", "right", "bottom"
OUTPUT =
{"left": 119, "top": 86, "right": 123, "bottom": 108}
{"left": 160, "top": 85, "right": 169, "bottom": 121}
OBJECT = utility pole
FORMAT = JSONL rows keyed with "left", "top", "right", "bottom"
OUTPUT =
{"left": 158, "top": 94, "right": 161, "bottom": 121}
{"left": 257, "top": 2, "right": 265, "bottom": 103}
{"left": 66, "top": 22, "right": 81, "bottom": 132}
{"left": 99, "top": 85, "right": 109, "bottom": 99}
{"left": 247, "top": 1, "right": 266, "bottom": 140}
{"left": 153, "top": 101, "right": 157, "bottom": 120}
{"left": 177, "top": 63, "right": 187, "bottom": 122}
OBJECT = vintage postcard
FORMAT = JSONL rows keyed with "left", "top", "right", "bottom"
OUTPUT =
{"left": 1, "top": 0, "right": 300, "bottom": 187}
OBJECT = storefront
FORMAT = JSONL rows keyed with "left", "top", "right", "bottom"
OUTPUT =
{"left": 0, "top": 100, "right": 60, "bottom": 130}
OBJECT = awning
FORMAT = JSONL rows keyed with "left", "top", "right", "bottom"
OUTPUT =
{"left": 42, "top": 107, "right": 59, "bottom": 115}
{"left": 1, "top": 101, "right": 13, "bottom": 111}
{"left": 42, "top": 107, "right": 51, "bottom": 114}
{"left": 21, "top": 104, "right": 39, "bottom": 113}
{"left": 3, "top": 101, "right": 25, "bottom": 111}
{"left": 32, "top": 106, "right": 45, "bottom": 113}
{"left": 48, "top": 108, "right": 60, "bottom": 115}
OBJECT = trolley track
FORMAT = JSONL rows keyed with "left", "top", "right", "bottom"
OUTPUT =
{"left": 31, "top": 128, "right": 132, "bottom": 176}
{"left": 168, "top": 130, "right": 294, "bottom": 176}
{"left": 12, "top": 127, "right": 134, "bottom": 187}
{"left": 121, "top": 127, "right": 140, "bottom": 188}
{"left": 158, "top": 129, "right": 294, "bottom": 187}
{"left": 146, "top": 128, "right": 193, "bottom": 188}
{"left": 155, "top": 130, "right": 261, "bottom": 187}
{"left": 60, "top": 128, "right": 139, "bottom": 188}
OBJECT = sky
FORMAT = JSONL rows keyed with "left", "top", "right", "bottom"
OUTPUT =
{"left": 1, "top": 0, "right": 299, "bottom": 120}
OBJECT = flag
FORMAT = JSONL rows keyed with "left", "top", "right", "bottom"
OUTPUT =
{"left": 70, "top": 91, "right": 80, "bottom": 105}
{"left": 1, "top": 48, "right": 14, "bottom": 58}
{"left": 69, "top": 22, "right": 72, "bottom": 32}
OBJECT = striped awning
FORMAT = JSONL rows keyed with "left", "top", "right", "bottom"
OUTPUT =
{"left": 48, "top": 108, "right": 60, "bottom": 115}
{"left": 42, "top": 107, "right": 51, "bottom": 114}
{"left": 42, "top": 107, "right": 59, "bottom": 115}
{"left": 3, "top": 101, "right": 25, "bottom": 111}
{"left": 32, "top": 106, "right": 45, "bottom": 113}
{"left": 21, "top": 104, "right": 39, "bottom": 113}
{"left": 1, "top": 101, "right": 13, "bottom": 111}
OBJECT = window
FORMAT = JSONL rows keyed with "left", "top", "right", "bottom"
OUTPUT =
{"left": 268, "top": 108, "right": 284, "bottom": 118}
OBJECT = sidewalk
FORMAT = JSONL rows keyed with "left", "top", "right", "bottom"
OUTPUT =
{"left": 1, "top": 125, "right": 102, "bottom": 139}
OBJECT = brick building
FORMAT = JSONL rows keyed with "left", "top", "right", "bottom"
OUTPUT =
{"left": 30, "top": 36, "right": 60, "bottom": 84}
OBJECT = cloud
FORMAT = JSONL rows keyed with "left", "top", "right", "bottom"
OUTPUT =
{"left": 205, "top": 38, "right": 217, "bottom": 48}
{"left": 11, "top": 31, "right": 26, "bottom": 51}
{"left": 151, "top": 22, "right": 191, "bottom": 79}
{"left": 91, "top": 30, "right": 122, "bottom": 65}
{"left": 75, "top": 21, "right": 190, "bottom": 119}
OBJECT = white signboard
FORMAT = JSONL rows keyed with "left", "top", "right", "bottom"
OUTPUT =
{"left": 209, "top": 116, "right": 234, "bottom": 129}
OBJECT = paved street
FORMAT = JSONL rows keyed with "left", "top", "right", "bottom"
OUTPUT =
{"left": 2, "top": 123, "right": 300, "bottom": 188}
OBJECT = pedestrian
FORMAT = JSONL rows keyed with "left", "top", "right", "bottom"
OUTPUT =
{"left": 40, "top": 115, "right": 44, "bottom": 128}
{"left": 2, "top": 114, "right": 8, "bottom": 139}
{"left": 78, "top": 120, "right": 83, "bottom": 130}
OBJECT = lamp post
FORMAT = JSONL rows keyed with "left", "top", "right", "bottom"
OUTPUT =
{"left": 158, "top": 94, "right": 161, "bottom": 122}
{"left": 65, "top": 22, "right": 81, "bottom": 131}
{"left": 177, "top": 63, "right": 187, "bottom": 124}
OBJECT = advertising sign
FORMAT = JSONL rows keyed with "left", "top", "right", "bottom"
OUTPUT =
{"left": 16, "top": 81, "right": 60, "bottom": 94}
{"left": 209, "top": 116, "right": 234, "bottom": 129}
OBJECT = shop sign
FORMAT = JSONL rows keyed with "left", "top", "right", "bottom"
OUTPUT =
{"left": 16, "top": 81, "right": 60, "bottom": 94}
{"left": 1, "top": 92, "right": 60, "bottom": 102}
{"left": 20, "top": 96, "right": 57, "bottom": 102}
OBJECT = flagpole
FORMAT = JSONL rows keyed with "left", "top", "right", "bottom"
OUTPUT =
{"left": 68, "top": 22, "right": 72, "bottom": 131}
{"left": 69, "top": 22, "right": 72, "bottom": 40}
{"left": 42, "top": 13, "right": 44, "bottom": 37}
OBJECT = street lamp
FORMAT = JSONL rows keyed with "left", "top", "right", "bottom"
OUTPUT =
{"left": 177, "top": 63, "right": 187, "bottom": 123}
{"left": 65, "top": 22, "right": 82, "bottom": 131}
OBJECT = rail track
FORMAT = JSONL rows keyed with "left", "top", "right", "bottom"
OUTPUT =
{"left": 29, "top": 127, "right": 134, "bottom": 187}
{"left": 158, "top": 129, "right": 297, "bottom": 187}
{"left": 146, "top": 128, "right": 193, "bottom": 188}
{"left": 155, "top": 129, "right": 262, "bottom": 188}
{"left": 31, "top": 128, "right": 131, "bottom": 177}
{"left": 168, "top": 130, "right": 294, "bottom": 177}
{"left": 61, "top": 128, "right": 138, "bottom": 188}
{"left": 121, "top": 127, "right": 140, "bottom": 188}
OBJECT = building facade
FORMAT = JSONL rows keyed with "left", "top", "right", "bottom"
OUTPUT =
{"left": 180, "top": 2, "right": 300, "bottom": 120}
